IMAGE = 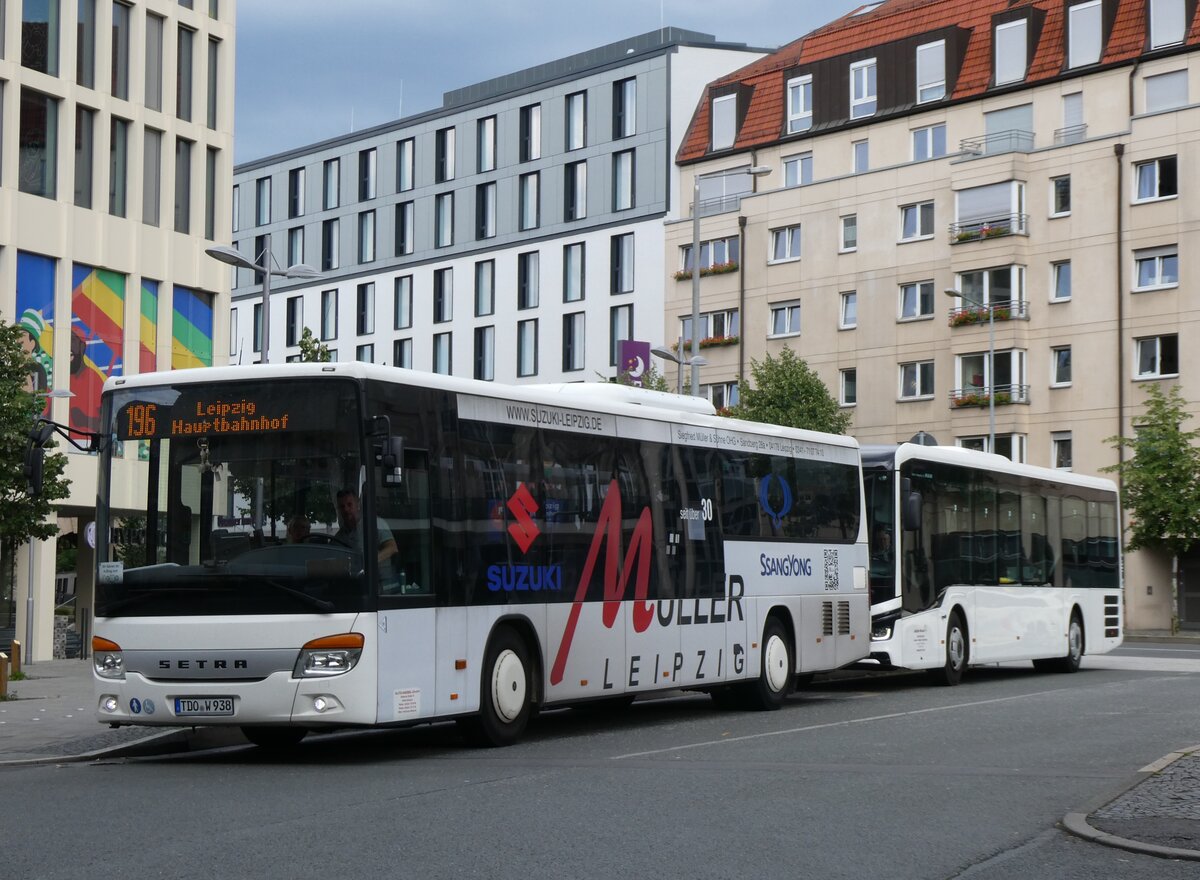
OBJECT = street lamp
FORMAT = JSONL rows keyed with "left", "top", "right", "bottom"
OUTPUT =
{"left": 206, "top": 233, "right": 320, "bottom": 364}
{"left": 688, "top": 164, "right": 772, "bottom": 396}
{"left": 945, "top": 287, "right": 995, "bottom": 452}
{"left": 651, "top": 345, "right": 707, "bottom": 395}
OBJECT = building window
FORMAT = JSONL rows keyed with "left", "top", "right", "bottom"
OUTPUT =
{"left": 1050, "top": 175, "right": 1071, "bottom": 216}
{"left": 519, "top": 103, "right": 541, "bottom": 162}
{"left": 77, "top": 0, "right": 96, "bottom": 86}
{"left": 840, "top": 369, "right": 857, "bottom": 406}
{"left": 1052, "top": 432, "right": 1073, "bottom": 469}
{"left": 783, "top": 153, "right": 812, "bottom": 187}
{"left": 1134, "top": 246, "right": 1179, "bottom": 290}
{"left": 435, "top": 192, "right": 454, "bottom": 247}
{"left": 1145, "top": 69, "right": 1188, "bottom": 111}
{"left": 254, "top": 175, "right": 270, "bottom": 225}
{"left": 474, "top": 260, "right": 494, "bottom": 317}
{"left": 433, "top": 268, "right": 452, "bottom": 323}
{"left": 955, "top": 265, "right": 1025, "bottom": 309}
{"left": 19, "top": 88, "right": 58, "bottom": 198}
{"left": 1135, "top": 156, "right": 1178, "bottom": 201}
{"left": 840, "top": 291, "right": 857, "bottom": 329}
{"left": 395, "top": 201, "right": 413, "bottom": 256}
{"left": 565, "top": 90, "right": 586, "bottom": 151}
{"left": 356, "top": 282, "right": 374, "bottom": 335}
{"left": 474, "top": 326, "right": 494, "bottom": 381}
{"left": 1051, "top": 346, "right": 1072, "bottom": 386}
{"left": 232, "top": 184, "right": 240, "bottom": 233}
{"left": 1067, "top": 0, "right": 1102, "bottom": 69}
{"left": 355, "top": 343, "right": 374, "bottom": 363}
{"left": 435, "top": 127, "right": 455, "bottom": 183}
{"left": 565, "top": 160, "right": 587, "bottom": 221}
{"left": 611, "top": 233, "right": 634, "bottom": 294}
{"left": 176, "top": 25, "right": 194, "bottom": 121}
{"left": 681, "top": 236, "right": 739, "bottom": 275}
{"left": 393, "top": 338, "right": 412, "bottom": 369}
{"left": 358, "top": 147, "right": 376, "bottom": 200}
{"left": 111, "top": 2, "right": 130, "bottom": 97}
{"left": 770, "top": 225, "right": 802, "bottom": 262}
{"left": 394, "top": 275, "right": 412, "bottom": 329}
{"left": 900, "top": 361, "right": 935, "bottom": 399}
{"left": 704, "top": 383, "right": 739, "bottom": 410}
{"left": 769, "top": 301, "right": 801, "bottom": 337}
{"left": 994, "top": 19, "right": 1028, "bottom": 85}
{"left": 609, "top": 304, "right": 633, "bottom": 366}
{"left": 517, "top": 319, "right": 538, "bottom": 377}
{"left": 517, "top": 251, "right": 539, "bottom": 309}
{"left": 916, "top": 40, "right": 946, "bottom": 102}
{"left": 432, "top": 333, "right": 451, "bottom": 375}
{"left": 956, "top": 180, "right": 1025, "bottom": 234}
{"left": 519, "top": 172, "right": 540, "bottom": 230}
{"left": 253, "top": 234, "right": 267, "bottom": 286}
{"left": 287, "top": 226, "right": 303, "bottom": 265}
{"left": 323, "top": 157, "right": 339, "bottom": 210}
{"left": 711, "top": 94, "right": 736, "bottom": 150}
{"left": 613, "top": 77, "right": 636, "bottom": 138}
{"left": 286, "top": 295, "right": 303, "bottom": 347}
{"left": 613, "top": 150, "right": 634, "bottom": 211}
{"left": 206, "top": 37, "right": 218, "bottom": 130}
{"left": 74, "top": 105, "right": 95, "bottom": 209}
{"left": 1150, "top": 0, "right": 1186, "bottom": 49}
{"left": 563, "top": 242, "right": 585, "bottom": 302}
{"left": 174, "top": 137, "right": 192, "bottom": 233}
{"left": 956, "top": 349, "right": 1026, "bottom": 399}
{"left": 142, "top": 128, "right": 163, "bottom": 225}
{"left": 109, "top": 115, "right": 128, "bottom": 215}
{"left": 900, "top": 201, "right": 935, "bottom": 240}
{"left": 840, "top": 216, "right": 857, "bottom": 252}
{"left": 397, "top": 137, "right": 414, "bottom": 192}
{"left": 477, "top": 115, "right": 496, "bottom": 173}
{"left": 358, "top": 210, "right": 375, "bottom": 263}
{"left": 912, "top": 124, "right": 946, "bottom": 160}
{"left": 474, "top": 182, "right": 496, "bottom": 239}
{"left": 320, "top": 289, "right": 337, "bottom": 340}
{"left": 321, "top": 218, "right": 339, "bottom": 270}
{"left": 786, "top": 74, "right": 812, "bottom": 133}
{"left": 1052, "top": 260, "right": 1072, "bottom": 301}
{"left": 850, "top": 58, "right": 877, "bottom": 118}
{"left": 681, "top": 309, "right": 738, "bottom": 344}
{"left": 563, "top": 312, "right": 585, "bottom": 372}
{"left": 252, "top": 303, "right": 262, "bottom": 353}
{"left": 900, "top": 280, "right": 935, "bottom": 319}
{"left": 143, "top": 11, "right": 163, "bottom": 110}
{"left": 853, "top": 139, "right": 869, "bottom": 174}
{"left": 288, "top": 167, "right": 305, "bottom": 218}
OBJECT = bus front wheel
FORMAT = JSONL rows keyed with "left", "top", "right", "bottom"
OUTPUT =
{"left": 927, "top": 611, "right": 967, "bottom": 687}
{"left": 745, "top": 617, "right": 793, "bottom": 710}
{"left": 461, "top": 626, "right": 532, "bottom": 748}
{"left": 1034, "top": 611, "right": 1084, "bottom": 674}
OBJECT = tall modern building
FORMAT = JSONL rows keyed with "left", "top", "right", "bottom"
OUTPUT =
{"left": 1, "top": 0, "right": 236, "bottom": 659}
{"left": 671, "top": 0, "right": 1200, "bottom": 629}
{"left": 228, "top": 29, "right": 764, "bottom": 387}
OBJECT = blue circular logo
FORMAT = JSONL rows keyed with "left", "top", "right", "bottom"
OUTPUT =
{"left": 129, "top": 698, "right": 142, "bottom": 714}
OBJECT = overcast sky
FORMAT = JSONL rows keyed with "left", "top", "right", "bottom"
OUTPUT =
{"left": 233, "top": 0, "right": 867, "bottom": 164}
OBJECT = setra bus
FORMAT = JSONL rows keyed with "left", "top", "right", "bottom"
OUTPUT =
{"left": 863, "top": 443, "right": 1123, "bottom": 685}
{"left": 92, "top": 363, "right": 869, "bottom": 747}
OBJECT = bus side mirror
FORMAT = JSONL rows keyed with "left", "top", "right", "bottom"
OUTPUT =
{"left": 23, "top": 421, "right": 54, "bottom": 497}
{"left": 380, "top": 436, "right": 404, "bottom": 485}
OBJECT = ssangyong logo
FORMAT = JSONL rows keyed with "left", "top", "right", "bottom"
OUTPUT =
{"left": 506, "top": 483, "right": 540, "bottom": 552}
{"left": 758, "top": 473, "right": 794, "bottom": 529}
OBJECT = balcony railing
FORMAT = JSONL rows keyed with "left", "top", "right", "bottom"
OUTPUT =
{"left": 947, "top": 300, "right": 1029, "bottom": 327}
{"left": 1054, "top": 123, "right": 1088, "bottom": 145}
{"left": 948, "top": 384, "right": 1030, "bottom": 408}
{"left": 691, "top": 194, "right": 746, "bottom": 217}
{"left": 949, "top": 213, "right": 1027, "bottom": 244}
{"left": 960, "top": 129, "right": 1035, "bottom": 156}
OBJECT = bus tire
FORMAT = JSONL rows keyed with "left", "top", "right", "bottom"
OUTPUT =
{"left": 1035, "top": 611, "right": 1084, "bottom": 674}
{"left": 241, "top": 726, "right": 307, "bottom": 749}
{"left": 927, "top": 610, "right": 967, "bottom": 687}
{"left": 745, "top": 617, "right": 793, "bottom": 711}
{"left": 709, "top": 686, "right": 744, "bottom": 710}
{"left": 464, "top": 626, "right": 532, "bottom": 748}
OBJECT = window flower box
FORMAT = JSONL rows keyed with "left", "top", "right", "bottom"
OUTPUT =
{"left": 674, "top": 261, "right": 740, "bottom": 281}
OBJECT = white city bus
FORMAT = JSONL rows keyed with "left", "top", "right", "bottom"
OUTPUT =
{"left": 862, "top": 443, "right": 1123, "bottom": 685}
{"left": 92, "top": 364, "right": 869, "bottom": 747}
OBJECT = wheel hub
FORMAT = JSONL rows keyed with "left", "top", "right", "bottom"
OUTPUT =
{"left": 491, "top": 648, "right": 527, "bottom": 723}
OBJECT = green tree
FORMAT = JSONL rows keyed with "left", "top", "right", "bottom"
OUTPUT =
{"left": 725, "top": 347, "right": 851, "bottom": 434}
{"left": 1104, "top": 383, "right": 1200, "bottom": 632}
{"left": 298, "top": 327, "right": 331, "bottom": 362}
{"left": 0, "top": 320, "right": 71, "bottom": 546}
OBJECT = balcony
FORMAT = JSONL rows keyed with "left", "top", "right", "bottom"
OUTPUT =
{"left": 949, "top": 214, "right": 1027, "bottom": 244}
{"left": 947, "top": 300, "right": 1028, "bottom": 327}
{"left": 960, "top": 128, "right": 1035, "bottom": 156}
{"left": 1054, "top": 123, "right": 1088, "bottom": 145}
{"left": 948, "top": 385, "right": 1030, "bottom": 408}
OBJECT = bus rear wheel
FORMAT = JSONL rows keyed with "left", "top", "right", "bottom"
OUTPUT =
{"left": 927, "top": 611, "right": 967, "bottom": 687}
{"left": 241, "top": 726, "right": 307, "bottom": 749}
{"left": 1034, "top": 611, "right": 1084, "bottom": 674}
{"left": 744, "top": 617, "right": 793, "bottom": 711}
{"left": 460, "top": 626, "right": 532, "bottom": 748}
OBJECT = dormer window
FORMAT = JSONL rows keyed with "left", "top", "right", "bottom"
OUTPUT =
{"left": 850, "top": 58, "right": 877, "bottom": 118}
{"left": 1150, "top": 0, "right": 1186, "bottom": 48}
{"left": 712, "top": 94, "right": 737, "bottom": 150}
{"left": 1067, "top": 1, "right": 1102, "bottom": 69}
{"left": 994, "top": 20, "right": 1028, "bottom": 85}
{"left": 916, "top": 41, "right": 946, "bottom": 102}
{"left": 787, "top": 75, "right": 813, "bottom": 133}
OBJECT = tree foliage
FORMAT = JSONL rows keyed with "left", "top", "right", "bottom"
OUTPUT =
{"left": 0, "top": 320, "right": 71, "bottom": 544}
{"left": 298, "top": 327, "right": 331, "bottom": 362}
{"left": 1103, "top": 383, "right": 1200, "bottom": 556}
{"left": 725, "top": 347, "right": 852, "bottom": 435}
{"left": 611, "top": 362, "right": 671, "bottom": 393}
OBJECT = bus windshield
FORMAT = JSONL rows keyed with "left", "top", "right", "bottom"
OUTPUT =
{"left": 96, "top": 378, "right": 372, "bottom": 617}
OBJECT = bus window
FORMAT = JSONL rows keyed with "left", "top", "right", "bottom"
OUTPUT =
{"left": 997, "top": 487, "right": 1020, "bottom": 584}
{"left": 971, "top": 477, "right": 997, "bottom": 586}
{"left": 1021, "top": 492, "right": 1051, "bottom": 585}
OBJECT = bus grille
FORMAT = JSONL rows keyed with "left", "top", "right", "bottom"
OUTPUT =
{"left": 837, "top": 600, "right": 851, "bottom": 636}
{"left": 1104, "top": 594, "right": 1121, "bottom": 638}
{"left": 822, "top": 602, "right": 834, "bottom": 636}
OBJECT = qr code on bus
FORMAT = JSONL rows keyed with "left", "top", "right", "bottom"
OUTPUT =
{"left": 823, "top": 548, "right": 839, "bottom": 591}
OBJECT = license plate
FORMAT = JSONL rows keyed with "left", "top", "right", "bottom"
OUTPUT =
{"left": 174, "top": 697, "right": 235, "bottom": 716}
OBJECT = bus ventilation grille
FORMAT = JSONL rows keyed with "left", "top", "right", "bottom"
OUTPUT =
{"left": 837, "top": 600, "right": 852, "bottom": 636}
{"left": 1104, "top": 594, "right": 1120, "bottom": 638}
{"left": 822, "top": 602, "right": 835, "bottom": 637}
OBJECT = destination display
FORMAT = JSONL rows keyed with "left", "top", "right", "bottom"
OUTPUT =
{"left": 112, "top": 385, "right": 346, "bottom": 440}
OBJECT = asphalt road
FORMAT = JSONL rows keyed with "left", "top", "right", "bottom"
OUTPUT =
{"left": 4, "top": 641, "right": 1199, "bottom": 880}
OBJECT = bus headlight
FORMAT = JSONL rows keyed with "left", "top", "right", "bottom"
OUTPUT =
{"left": 871, "top": 613, "right": 899, "bottom": 641}
{"left": 294, "top": 633, "right": 364, "bottom": 678}
{"left": 93, "top": 636, "right": 125, "bottom": 680}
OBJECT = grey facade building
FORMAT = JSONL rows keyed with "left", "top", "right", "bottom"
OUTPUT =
{"left": 228, "top": 28, "right": 764, "bottom": 385}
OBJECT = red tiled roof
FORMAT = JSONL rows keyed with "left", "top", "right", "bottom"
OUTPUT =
{"left": 679, "top": 0, "right": 1197, "bottom": 163}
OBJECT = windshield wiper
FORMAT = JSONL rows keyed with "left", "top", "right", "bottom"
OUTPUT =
{"left": 255, "top": 578, "right": 335, "bottom": 613}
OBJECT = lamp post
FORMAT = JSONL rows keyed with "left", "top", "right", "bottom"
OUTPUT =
{"left": 945, "top": 287, "right": 995, "bottom": 452}
{"left": 206, "top": 233, "right": 320, "bottom": 364}
{"left": 651, "top": 344, "right": 707, "bottom": 395}
{"left": 689, "top": 164, "right": 772, "bottom": 396}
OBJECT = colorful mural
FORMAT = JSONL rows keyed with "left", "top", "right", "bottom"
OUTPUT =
{"left": 140, "top": 280, "right": 159, "bottom": 374}
{"left": 70, "top": 265, "right": 126, "bottom": 436}
{"left": 172, "top": 286, "right": 213, "bottom": 370}
{"left": 15, "top": 252, "right": 57, "bottom": 415}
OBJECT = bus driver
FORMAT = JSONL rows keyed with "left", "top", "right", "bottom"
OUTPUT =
{"left": 335, "top": 489, "right": 398, "bottom": 564}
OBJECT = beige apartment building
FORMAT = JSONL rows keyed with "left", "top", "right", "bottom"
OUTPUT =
{"left": 667, "top": 0, "right": 1200, "bottom": 630}
{"left": 1, "top": 1, "right": 235, "bottom": 660}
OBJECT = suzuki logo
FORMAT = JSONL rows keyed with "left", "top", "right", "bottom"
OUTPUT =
{"left": 507, "top": 484, "right": 540, "bottom": 553}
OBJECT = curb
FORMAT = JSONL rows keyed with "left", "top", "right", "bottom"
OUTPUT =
{"left": 1061, "top": 745, "right": 1200, "bottom": 861}
{"left": 0, "top": 727, "right": 247, "bottom": 767}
